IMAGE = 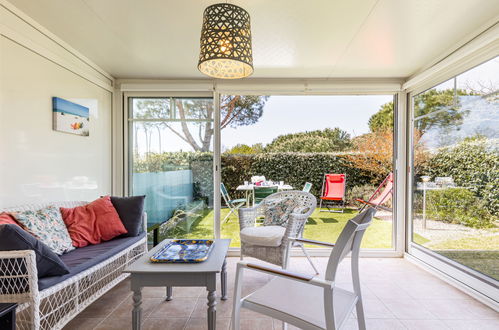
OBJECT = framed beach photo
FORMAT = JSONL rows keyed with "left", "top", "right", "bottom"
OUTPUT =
{"left": 52, "top": 97, "right": 90, "bottom": 136}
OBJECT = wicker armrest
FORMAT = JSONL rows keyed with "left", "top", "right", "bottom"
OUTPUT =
{"left": 0, "top": 250, "right": 38, "bottom": 299}
{"left": 246, "top": 263, "right": 314, "bottom": 281}
{"left": 238, "top": 207, "right": 260, "bottom": 229}
{"left": 291, "top": 238, "right": 335, "bottom": 248}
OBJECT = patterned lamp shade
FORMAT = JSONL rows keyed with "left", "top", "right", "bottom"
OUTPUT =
{"left": 198, "top": 3, "right": 253, "bottom": 79}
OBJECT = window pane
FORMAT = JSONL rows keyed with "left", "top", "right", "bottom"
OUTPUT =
{"left": 411, "top": 56, "right": 499, "bottom": 280}
{"left": 219, "top": 95, "right": 395, "bottom": 249}
{"left": 132, "top": 98, "right": 171, "bottom": 119}
{"left": 130, "top": 97, "right": 214, "bottom": 243}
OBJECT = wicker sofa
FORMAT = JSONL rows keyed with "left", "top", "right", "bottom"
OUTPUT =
{"left": 0, "top": 201, "right": 148, "bottom": 330}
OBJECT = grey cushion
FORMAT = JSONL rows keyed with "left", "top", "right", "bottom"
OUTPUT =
{"left": 111, "top": 196, "right": 145, "bottom": 237}
{"left": 38, "top": 232, "right": 145, "bottom": 291}
{"left": 0, "top": 224, "right": 70, "bottom": 278}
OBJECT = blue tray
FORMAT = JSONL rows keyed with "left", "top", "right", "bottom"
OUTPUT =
{"left": 150, "top": 239, "right": 215, "bottom": 263}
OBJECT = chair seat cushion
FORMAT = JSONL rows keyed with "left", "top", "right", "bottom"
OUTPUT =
{"left": 245, "top": 277, "right": 356, "bottom": 329}
{"left": 229, "top": 198, "right": 247, "bottom": 204}
{"left": 240, "top": 226, "right": 286, "bottom": 247}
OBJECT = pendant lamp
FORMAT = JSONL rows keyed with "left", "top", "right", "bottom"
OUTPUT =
{"left": 198, "top": 3, "right": 253, "bottom": 79}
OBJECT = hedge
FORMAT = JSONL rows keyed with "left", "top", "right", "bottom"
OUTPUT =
{"left": 134, "top": 152, "right": 380, "bottom": 203}
{"left": 426, "top": 188, "right": 496, "bottom": 228}
{"left": 422, "top": 136, "right": 498, "bottom": 217}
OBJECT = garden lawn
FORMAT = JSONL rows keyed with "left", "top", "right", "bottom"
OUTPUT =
{"left": 173, "top": 207, "right": 393, "bottom": 249}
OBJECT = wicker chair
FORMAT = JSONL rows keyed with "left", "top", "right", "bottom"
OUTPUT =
{"left": 238, "top": 191, "right": 317, "bottom": 270}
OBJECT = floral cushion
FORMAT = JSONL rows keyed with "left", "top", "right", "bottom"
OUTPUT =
{"left": 263, "top": 197, "right": 298, "bottom": 226}
{"left": 13, "top": 206, "right": 75, "bottom": 255}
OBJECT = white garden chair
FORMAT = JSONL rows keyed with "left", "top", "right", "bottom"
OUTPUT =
{"left": 232, "top": 207, "right": 376, "bottom": 330}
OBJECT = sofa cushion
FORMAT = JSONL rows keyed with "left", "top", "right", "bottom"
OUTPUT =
{"left": 38, "top": 232, "right": 145, "bottom": 291}
{"left": 263, "top": 197, "right": 298, "bottom": 226}
{"left": 60, "top": 196, "right": 128, "bottom": 248}
{"left": 13, "top": 206, "right": 75, "bottom": 255}
{"left": 0, "top": 224, "right": 70, "bottom": 278}
{"left": 110, "top": 195, "right": 145, "bottom": 237}
{"left": 240, "top": 226, "right": 286, "bottom": 247}
{"left": 0, "top": 213, "right": 24, "bottom": 229}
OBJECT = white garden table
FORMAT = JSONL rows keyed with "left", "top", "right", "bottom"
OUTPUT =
{"left": 124, "top": 239, "right": 230, "bottom": 330}
{"left": 236, "top": 183, "right": 294, "bottom": 206}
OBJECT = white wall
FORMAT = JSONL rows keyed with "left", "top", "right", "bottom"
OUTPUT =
{"left": 0, "top": 2, "right": 114, "bottom": 207}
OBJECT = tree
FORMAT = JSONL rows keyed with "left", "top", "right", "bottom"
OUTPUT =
{"left": 346, "top": 130, "right": 428, "bottom": 182}
{"left": 265, "top": 128, "right": 352, "bottom": 153}
{"left": 225, "top": 143, "right": 264, "bottom": 154}
{"left": 368, "top": 102, "right": 393, "bottom": 132}
{"left": 134, "top": 96, "right": 269, "bottom": 152}
{"left": 368, "top": 89, "right": 473, "bottom": 133}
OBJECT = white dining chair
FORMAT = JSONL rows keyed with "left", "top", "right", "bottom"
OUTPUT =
{"left": 232, "top": 207, "right": 376, "bottom": 330}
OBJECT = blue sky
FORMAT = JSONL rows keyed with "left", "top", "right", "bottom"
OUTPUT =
{"left": 221, "top": 95, "right": 393, "bottom": 150}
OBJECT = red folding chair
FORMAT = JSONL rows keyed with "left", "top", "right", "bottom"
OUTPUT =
{"left": 319, "top": 173, "right": 346, "bottom": 213}
{"left": 357, "top": 173, "right": 393, "bottom": 212}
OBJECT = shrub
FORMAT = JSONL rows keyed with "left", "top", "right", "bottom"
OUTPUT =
{"left": 134, "top": 151, "right": 381, "bottom": 202}
{"left": 423, "top": 136, "right": 499, "bottom": 216}
{"left": 346, "top": 184, "right": 377, "bottom": 207}
{"left": 223, "top": 153, "right": 376, "bottom": 199}
{"left": 426, "top": 188, "right": 496, "bottom": 228}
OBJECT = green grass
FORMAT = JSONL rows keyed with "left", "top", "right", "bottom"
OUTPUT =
{"left": 171, "top": 207, "right": 393, "bottom": 249}
{"left": 429, "top": 234, "right": 499, "bottom": 250}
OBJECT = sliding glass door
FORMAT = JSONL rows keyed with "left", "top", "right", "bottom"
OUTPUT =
{"left": 409, "top": 57, "right": 498, "bottom": 294}
{"left": 128, "top": 96, "right": 214, "bottom": 242}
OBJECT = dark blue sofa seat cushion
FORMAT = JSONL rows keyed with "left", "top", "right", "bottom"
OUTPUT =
{"left": 38, "top": 232, "right": 145, "bottom": 291}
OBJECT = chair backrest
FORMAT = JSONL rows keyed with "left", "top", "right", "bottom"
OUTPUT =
{"left": 368, "top": 173, "right": 393, "bottom": 206}
{"left": 220, "top": 183, "right": 231, "bottom": 204}
{"left": 302, "top": 182, "right": 312, "bottom": 193}
{"left": 254, "top": 186, "right": 278, "bottom": 202}
{"left": 321, "top": 174, "right": 346, "bottom": 200}
{"left": 325, "top": 208, "right": 376, "bottom": 282}
{"left": 260, "top": 190, "right": 317, "bottom": 217}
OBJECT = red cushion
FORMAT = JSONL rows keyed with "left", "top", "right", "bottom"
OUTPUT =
{"left": 60, "top": 196, "right": 127, "bottom": 247}
{"left": 0, "top": 213, "right": 20, "bottom": 226}
{"left": 0, "top": 212, "right": 32, "bottom": 233}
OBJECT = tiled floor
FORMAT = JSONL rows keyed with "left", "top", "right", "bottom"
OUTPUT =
{"left": 63, "top": 257, "right": 498, "bottom": 330}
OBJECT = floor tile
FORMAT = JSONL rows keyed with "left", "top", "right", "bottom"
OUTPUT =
{"left": 400, "top": 319, "right": 450, "bottom": 329}
{"left": 142, "top": 317, "right": 187, "bottom": 330}
{"left": 190, "top": 296, "right": 233, "bottom": 318}
{"left": 383, "top": 299, "right": 437, "bottom": 319}
{"left": 444, "top": 319, "right": 499, "bottom": 330}
{"left": 356, "top": 298, "right": 395, "bottom": 319}
{"left": 54, "top": 257, "right": 498, "bottom": 330}
{"left": 62, "top": 317, "right": 105, "bottom": 330}
{"left": 416, "top": 299, "right": 477, "bottom": 320}
{"left": 108, "top": 297, "right": 162, "bottom": 319}
{"left": 184, "top": 317, "right": 231, "bottom": 330}
{"left": 149, "top": 297, "right": 198, "bottom": 318}
{"left": 343, "top": 318, "right": 407, "bottom": 330}
{"left": 239, "top": 318, "right": 273, "bottom": 330}
{"left": 94, "top": 317, "right": 133, "bottom": 330}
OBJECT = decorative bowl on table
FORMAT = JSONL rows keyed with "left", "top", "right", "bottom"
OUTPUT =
{"left": 150, "top": 239, "right": 215, "bottom": 263}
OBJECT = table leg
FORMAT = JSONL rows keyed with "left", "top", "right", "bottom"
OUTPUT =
{"left": 166, "top": 286, "right": 173, "bottom": 301}
{"left": 132, "top": 288, "right": 142, "bottom": 330}
{"left": 221, "top": 258, "right": 228, "bottom": 300}
{"left": 207, "top": 290, "right": 217, "bottom": 330}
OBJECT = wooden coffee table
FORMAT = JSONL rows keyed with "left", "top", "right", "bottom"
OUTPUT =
{"left": 124, "top": 239, "right": 230, "bottom": 330}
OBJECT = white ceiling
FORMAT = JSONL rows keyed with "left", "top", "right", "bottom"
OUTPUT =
{"left": 7, "top": 0, "right": 499, "bottom": 79}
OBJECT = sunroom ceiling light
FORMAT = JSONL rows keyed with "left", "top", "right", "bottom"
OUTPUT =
{"left": 198, "top": 3, "right": 254, "bottom": 79}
